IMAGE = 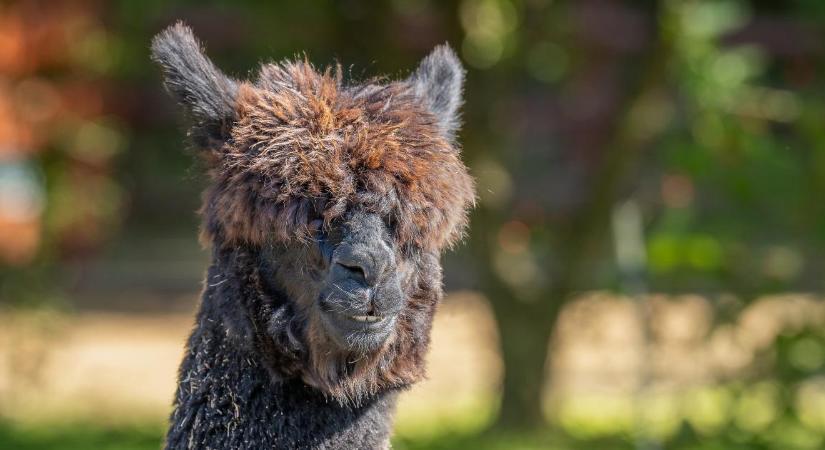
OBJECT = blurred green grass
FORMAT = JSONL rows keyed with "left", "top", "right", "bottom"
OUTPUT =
{"left": 0, "top": 419, "right": 798, "bottom": 450}
{"left": 0, "top": 419, "right": 636, "bottom": 450}
{"left": 0, "top": 420, "right": 165, "bottom": 450}
{"left": 1, "top": 410, "right": 821, "bottom": 450}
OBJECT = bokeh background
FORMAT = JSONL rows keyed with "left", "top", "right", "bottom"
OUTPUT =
{"left": 3, "top": 0, "right": 825, "bottom": 449}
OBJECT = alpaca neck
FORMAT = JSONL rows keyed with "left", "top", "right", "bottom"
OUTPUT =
{"left": 164, "top": 254, "right": 398, "bottom": 450}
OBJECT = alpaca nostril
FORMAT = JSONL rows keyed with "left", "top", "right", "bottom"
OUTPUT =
{"left": 332, "top": 245, "right": 385, "bottom": 286}
{"left": 336, "top": 261, "right": 367, "bottom": 281}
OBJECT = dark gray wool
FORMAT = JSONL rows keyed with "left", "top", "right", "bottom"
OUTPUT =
{"left": 164, "top": 247, "right": 398, "bottom": 449}
{"left": 151, "top": 22, "right": 474, "bottom": 450}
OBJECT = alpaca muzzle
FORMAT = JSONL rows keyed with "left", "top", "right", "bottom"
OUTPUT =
{"left": 317, "top": 214, "right": 404, "bottom": 351}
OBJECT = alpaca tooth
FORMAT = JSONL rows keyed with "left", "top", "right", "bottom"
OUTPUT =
{"left": 350, "top": 315, "right": 381, "bottom": 323}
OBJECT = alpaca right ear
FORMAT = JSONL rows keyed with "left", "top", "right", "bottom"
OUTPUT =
{"left": 151, "top": 22, "right": 239, "bottom": 148}
{"left": 407, "top": 44, "right": 465, "bottom": 144}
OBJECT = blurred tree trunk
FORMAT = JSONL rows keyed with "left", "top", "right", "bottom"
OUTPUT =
{"left": 488, "top": 286, "right": 561, "bottom": 429}
{"left": 471, "top": 207, "right": 567, "bottom": 430}
{"left": 475, "top": 1, "right": 667, "bottom": 431}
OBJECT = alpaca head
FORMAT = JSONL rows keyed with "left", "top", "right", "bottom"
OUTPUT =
{"left": 152, "top": 23, "right": 474, "bottom": 403}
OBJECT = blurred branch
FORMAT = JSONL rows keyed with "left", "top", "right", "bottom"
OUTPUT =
{"left": 546, "top": 22, "right": 670, "bottom": 321}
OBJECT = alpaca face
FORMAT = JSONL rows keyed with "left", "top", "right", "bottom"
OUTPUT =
{"left": 152, "top": 23, "right": 474, "bottom": 402}
{"left": 260, "top": 211, "right": 408, "bottom": 353}
{"left": 253, "top": 210, "right": 446, "bottom": 402}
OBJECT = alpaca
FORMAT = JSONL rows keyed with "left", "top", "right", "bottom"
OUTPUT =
{"left": 151, "top": 23, "right": 474, "bottom": 450}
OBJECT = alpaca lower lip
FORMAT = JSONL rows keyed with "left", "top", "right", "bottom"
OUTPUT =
{"left": 320, "top": 310, "right": 395, "bottom": 340}
{"left": 336, "top": 313, "right": 390, "bottom": 329}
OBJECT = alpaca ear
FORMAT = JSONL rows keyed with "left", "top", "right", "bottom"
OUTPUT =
{"left": 151, "top": 22, "right": 239, "bottom": 147}
{"left": 407, "top": 44, "right": 466, "bottom": 142}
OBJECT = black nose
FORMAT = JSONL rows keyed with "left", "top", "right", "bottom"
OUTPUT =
{"left": 332, "top": 245, "right": 387, "bottom": 286}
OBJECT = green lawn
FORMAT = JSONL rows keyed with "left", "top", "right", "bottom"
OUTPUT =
{"left": 0, "top": 420, "right": 634, "bottom": 450}
{"left": 0, "top": 419, "right": 786, "bottom": 450}
{"left": 0, "top": 421, "right": 165, "bottom": 450}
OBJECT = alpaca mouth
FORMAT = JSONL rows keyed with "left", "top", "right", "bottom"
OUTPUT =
{"left": 323, "top": 310, "right": 395, "bottom": 332}
{"left": 348, "top": 314, "right": 383, "bottom": 323}
{"left": 319, "top": 308, "right": 397, "bottom": 351}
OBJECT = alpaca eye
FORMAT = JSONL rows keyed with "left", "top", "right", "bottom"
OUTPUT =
{"left": 308, "top": 218, "right": 324, "bottom": 233}
{"left": 311, "top": 219, "right": 334, "bottom": 264}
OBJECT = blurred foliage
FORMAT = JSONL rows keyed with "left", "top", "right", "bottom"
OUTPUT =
{"left": 648, "top": 0, "right": 820, "bottom": 295}
{"left": 0, "top": 2, "right": 125, "bottom": 305}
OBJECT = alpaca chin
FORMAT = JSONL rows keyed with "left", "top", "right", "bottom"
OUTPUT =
{"left": 301, "top": 313, "right": 402, "bottom": 405}
{"left": 306, "top": 349, "right": 409, "bottom": 406}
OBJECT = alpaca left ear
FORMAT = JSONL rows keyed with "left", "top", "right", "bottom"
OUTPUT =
{"left": 407, "top": 44, "right": 465, "bottom": 143}
{"left": 151, "top": 22, "right": 239, "bottom": 149}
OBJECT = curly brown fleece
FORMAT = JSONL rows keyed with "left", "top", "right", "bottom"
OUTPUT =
{"left": 202, "top": 61, "right": 475, "bottom": 254}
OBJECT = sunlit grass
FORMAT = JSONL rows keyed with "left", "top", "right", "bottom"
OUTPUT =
{"left": 3, "top": 386, "right": 825, "bottom": 450}
{"left": 394, "top": 392, "right": 497, "bottom": 439}
{"left": 0, "top": 417, "right": 634, "bottom": 450}
{"left": 0, "top": 420, "right": 165, "bottom": 450}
